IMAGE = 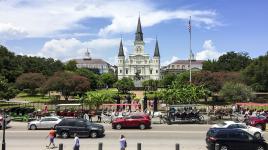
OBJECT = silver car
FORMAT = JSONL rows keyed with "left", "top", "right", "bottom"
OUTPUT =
{"left": 28, "top": 116, "right": 61, "bottom": 130}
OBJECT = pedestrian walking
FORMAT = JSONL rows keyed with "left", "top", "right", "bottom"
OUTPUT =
{"left": 119, "top": 135, "right": 127, "bottom": 150}
{"left": 83, "top": 113, "right": 89, "bottom": 121}
{"left": 73, "top": 133, "right": 80, "bottom": 150}
{"left": 46, "top": 128, "right": 56, "bottom": 149}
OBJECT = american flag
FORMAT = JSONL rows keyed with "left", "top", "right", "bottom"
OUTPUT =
{"left": 188, "top": 16, "right": 191, "bottom": 33}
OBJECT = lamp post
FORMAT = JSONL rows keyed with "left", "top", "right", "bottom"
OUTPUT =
{"left": 143, "top": 86, "right": 148, "bottom": 112}
{"left": 2, "top": 109, "right": 6, "bottom": 150}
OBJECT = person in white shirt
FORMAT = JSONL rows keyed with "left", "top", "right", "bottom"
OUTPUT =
{"left": 73, "top": 133, "right": 80, "bottom": 150}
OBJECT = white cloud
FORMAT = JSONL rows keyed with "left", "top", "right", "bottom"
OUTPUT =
{"left": 0, "top": 0, "right": 219, "bottom": 39}
{"left": 0, "top": 23, "right": 28, "bottom": 39}
{"left": 163, "top": 56, "right": 179, "bottom": 66}
{"left": 196, "top": 40, "right": 224, "bottom": 60}
{"left": 39, "top": 38, "right": 120, "bottom": 62}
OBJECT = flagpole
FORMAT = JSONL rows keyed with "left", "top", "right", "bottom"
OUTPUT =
{"left": 189, "top": 16, "right": 192, "bottom": 83}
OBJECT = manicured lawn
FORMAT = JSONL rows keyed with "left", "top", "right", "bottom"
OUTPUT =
{"left": 15, "top": 92, "right": 50, "bottom": 103}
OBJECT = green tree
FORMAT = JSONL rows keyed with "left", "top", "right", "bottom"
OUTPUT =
{"left": 85, "top": 92, "right": 114, "bottom": 109}
{"left": 142, "top": 79, "right": 159, "bottom": 91}
{"left": 16, "top": 73, "right": 46, "bottom": 95}
{"left": 115, "top": 77, "right": 134, "bottom": 94}
{"left": 219, "top": 82, "right": 254, "bottom": 102}
{"left": 0, "top": 45, "right": 23, "bottom": 82}
{"left": 241, "top": 52, "right": 268, "bottom": 92}
{"left": 100, "top": 73, "right": 117, "bottom": 88}
{"left": 160, "top": 73, "right": 177, "bottom": 88}
{"left": 0, "top": 45, "right": 63, "bottom": 83}
{"left": 160, "top": 80, "right": 208, "bottom": 104}
{"left": 192, "top": 71, "right": 241, "bottom": 92}
{"left": 64, "top": 60, "right": 77, "bottom": 71}
{"left": 203, "top": 51, "right": 252, "bottom": 72}
{"left": 43, "top": 71, "right": 90, "bottom": 100}
{"left": 202, "top": 60, "right": 218, "bottom": 72}
{"left": 76, "top": 68, "right": 99, "bottom": 90}
{"left": 0, "top": 76, "right": 19, "bottom": 100}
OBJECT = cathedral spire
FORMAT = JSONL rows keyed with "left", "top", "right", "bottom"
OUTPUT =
{"left": 154, "top": 37, "right": 160, "bottom": 57}
{"left": 135, "top": 16, "right": 143, "bottom": 42}
{"left": 118, "top": 38, "right": 124, "bottom": 57}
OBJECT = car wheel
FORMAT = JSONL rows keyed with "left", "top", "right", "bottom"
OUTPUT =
{"left": 220, "top": 145, "right": 229, "bottom": 150}
{"left": 90, "top": 131, "right": 98, "bottom": 138}
{"left": 256, "top": 145, "right": 265, "bottom": 150}
{"left": 116, "top": 124, "right": 122, "bottom": 130}
{"left": 61, "top": 131, "right": 69, "bottom": 139}
{"left": 254, "top": 132, "right": 262, "bottom": 139}
{"left": 30, "top": 125, "right": 37, "bottom": 130}
{"left": 139, "top": 124, "right": 146, "bottom": 130}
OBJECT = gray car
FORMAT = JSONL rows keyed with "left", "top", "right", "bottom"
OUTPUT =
{"left": 28, "top": 116, "right": 61, "bottom": 130}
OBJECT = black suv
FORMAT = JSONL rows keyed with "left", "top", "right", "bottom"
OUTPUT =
{"left": 206, "top": 128, "right": 267, "bottom": 150}
{"left": 55, "top": 118, "right": 105, "bottom": 138}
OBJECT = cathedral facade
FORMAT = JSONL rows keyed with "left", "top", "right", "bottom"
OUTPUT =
{"left": 117, "top": 17, "right": 160, "bottom": 81}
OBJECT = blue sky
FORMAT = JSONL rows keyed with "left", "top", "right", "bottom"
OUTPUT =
{"left": 0, "top": 0, "right": 267, "bottom": 65}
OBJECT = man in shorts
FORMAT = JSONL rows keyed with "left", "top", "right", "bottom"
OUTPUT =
{"left": 46, "top": 128, "right": 56, "bottom": 148}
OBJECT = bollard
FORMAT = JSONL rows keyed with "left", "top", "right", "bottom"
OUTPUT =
{"left": 215, "top": 143, "right": 220, "bottom": 150}
{"left": 175, "top": 144, "right": 180, "bottom": 150}
{"left": 59, "top": 143, "right": 63, "bottom": 150}
{"left": 98, "top": 142, "right": 103, "bottom": 150}
{"left": 137, "top": 143, "right": 141, "bottom": 150}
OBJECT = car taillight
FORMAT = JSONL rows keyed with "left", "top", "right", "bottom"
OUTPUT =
{"left": 209, "top": 137, "right": 217, "bottom": 141}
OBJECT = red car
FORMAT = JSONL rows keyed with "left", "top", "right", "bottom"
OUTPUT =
{"left": 112, "top": 114, "right": 151, "bottom": 130}
{"left": 246, "top": 115, "right": 267, "bottom": 130}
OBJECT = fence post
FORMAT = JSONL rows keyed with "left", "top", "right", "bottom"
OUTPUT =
{"left": 98, "top": 142, "right": 103, "bottom": 150}
{"left": 175, "top": 144, "right": 180, "bottom": 150}
{"left": 59, "top": 143, "right": 63, "bottom": 150}
{"left": 215, "top": 143, "right": 220, "bottom": 150}
{"left": 137, "top": 143, "right": 141, "bottom": 150}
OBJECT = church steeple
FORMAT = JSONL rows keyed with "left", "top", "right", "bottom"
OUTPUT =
{"left": 135, "top": 16, "right": 143, "bottom": 42}
{"left": 154, "top": 38, "right": 160, "bottom": 57}
{"left": 118, "top": 38, "right": 124, "bottom": 57}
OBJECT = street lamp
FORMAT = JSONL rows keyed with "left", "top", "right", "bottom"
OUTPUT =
{"left": 2, "top": 109, "right": 6, "bottom": 150}
{"left": 143, "top": 86, "right": 148, "bottom": 112}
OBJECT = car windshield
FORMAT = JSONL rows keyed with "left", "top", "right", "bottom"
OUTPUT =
{"left": 257, "top": 115, "right": 266, "bottom": 119}
{"left": 237, "top": 124, "right": 247, "bottom": 128}
{"left": 217, "top": 122, "right": 227, "bottom": 127}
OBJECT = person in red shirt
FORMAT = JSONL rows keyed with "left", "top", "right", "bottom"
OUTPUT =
{"left": 46, "top": 128, "right": 56, "bottom": 148}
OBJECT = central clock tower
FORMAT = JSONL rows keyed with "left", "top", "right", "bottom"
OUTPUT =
{"left": 134, "top": 16, "right": 144, "bottom": 55}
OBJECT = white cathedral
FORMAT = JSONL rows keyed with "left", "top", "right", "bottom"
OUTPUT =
{"left": 117, "top": 17, "right": 161, "bottom": 81}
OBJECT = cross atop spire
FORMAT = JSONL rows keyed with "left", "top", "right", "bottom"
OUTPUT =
{"left": 118, "top": 38, "right": 124, "bottom": 57}
{"left": 135, "top": 16, "right": 143, "bottom": 42}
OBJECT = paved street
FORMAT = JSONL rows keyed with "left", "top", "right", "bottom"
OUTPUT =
{"left": 1, "top": 122, "right": 268, "bottom": 150}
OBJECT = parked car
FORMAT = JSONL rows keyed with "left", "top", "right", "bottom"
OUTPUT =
{"left": 206, "top": 128, "right": 267, "bottom": 150}
{"left": 55, "top": 118, "right": 104, "bottom": 138}
{"left": 28, "top": 116, "right": 61, "bottom": 130}
{"left": 112, "top": 114, "right": 151, "bottom": 130}
{"left": 0, "top": 113, "right": 11, "bottom": 129}
{"left": 212, "top": 121, "right": 263, "bottom": 139}
{"left": 245, "top": 115, "right": 267, "bottom": 130}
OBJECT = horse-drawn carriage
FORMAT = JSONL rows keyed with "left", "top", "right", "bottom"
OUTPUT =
{"left": 163, "top": 104, "right": 204, "bottom": 124}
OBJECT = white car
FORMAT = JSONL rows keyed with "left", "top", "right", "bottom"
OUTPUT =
{"left": 28, "top": 116, "right": 61, "bottom": 130}
{"left": 212, "top": 121, "right": 263, "bottom": 138}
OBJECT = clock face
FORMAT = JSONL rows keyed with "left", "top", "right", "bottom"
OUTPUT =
{"left": 136, "top": 46, "right": 142, "bottom": 51}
